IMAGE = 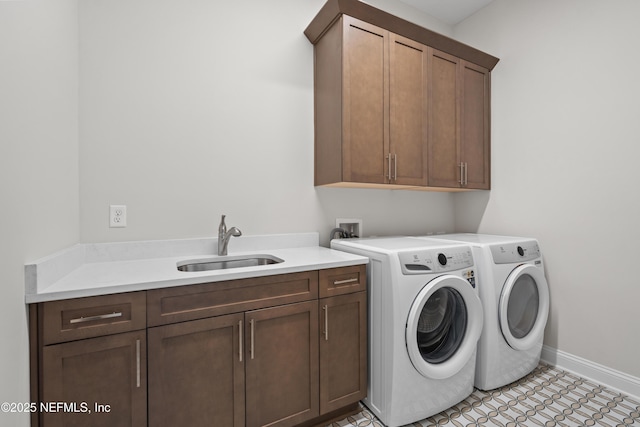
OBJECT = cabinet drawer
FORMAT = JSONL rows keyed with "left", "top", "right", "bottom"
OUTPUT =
{"left": 319, "top": 265, "right": 367, "bottom": 298}
{"left": 147, "top": 271, "right": 319, "bottom": 327}
{"left": 40, "top": 292, "right": 146, "bottom": 345}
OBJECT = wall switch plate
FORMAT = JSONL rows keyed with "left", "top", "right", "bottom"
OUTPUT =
{"left": 335, "top": 218, "right": 362, "bottom": 238}
{"left": 109, "top": 205, "right": 127, "bottom": 228}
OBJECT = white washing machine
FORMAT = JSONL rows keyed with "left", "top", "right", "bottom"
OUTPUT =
{"left": 331, "top": 237, "right": 483, "bottom": 427}
{"left": 425, "top": 234, "right": 550, "bottom": 390}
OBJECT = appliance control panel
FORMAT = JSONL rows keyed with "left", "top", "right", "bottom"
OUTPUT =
{"left": 490, "top": 240, "right": 540, "bottom": 264}
{"left": 398, "top": 247, "right": 474, "bottom": 274}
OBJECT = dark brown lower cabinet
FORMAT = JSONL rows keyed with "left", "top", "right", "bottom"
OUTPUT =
{"left": 319, "top": 291, "right": 367, "bottom": 414}
{"left": 41, "top": 330, "right": 147, "bottom": 427}
{"left": 246, "top": 301, "right": 319, "bottom": 427}
{"left": 148, "top": 301, "right": 319, "bottom": 427}
{"left": 148, "top": 313, "right": 245, "bottom": 427}
{"left": 32, "top": 266, "right": 366, "bottom": 427}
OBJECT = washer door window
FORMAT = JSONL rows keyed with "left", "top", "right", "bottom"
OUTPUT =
{"left": 406, "top": 275, "right": 483, "bottom": 380}
{"left": 417, "top": 287, "right": 466, "bottom": 363}
{"left": 499, "top": 264, "right": 549, "bottom": 351}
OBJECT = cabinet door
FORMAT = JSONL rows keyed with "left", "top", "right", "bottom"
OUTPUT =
{"left": 342, "top": 16, "right": 389, "bottom": 184}
{"left": 41, "top": 331, "right": 146, "bottom": 427}
{"left": 245, "top": 301, "right": 319, "bottom": 427}
{"left": 148, "top": 313, "right": 244, "bottom": 427}
{"left": 319, "top": 291, "right": 367, "bottom": 414}
{"left": 428, "top": 49, "right": 461, "bottom": 188}
{"left": 389, "top": 33, "right": 428, "bottom": 186}
{"left": 461, "top": 60, "right": 490, "bottom": 189}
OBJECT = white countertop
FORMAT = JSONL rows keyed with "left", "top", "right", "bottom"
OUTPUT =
{"left": 25, "top": 233, "right": 368, "bottom": 303}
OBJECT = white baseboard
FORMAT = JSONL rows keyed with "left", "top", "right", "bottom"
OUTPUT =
{"left": 541, "top": 345, "right": 640, "bottom": 400}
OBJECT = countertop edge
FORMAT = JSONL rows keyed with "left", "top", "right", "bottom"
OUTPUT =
{"left": 25, "top": 238, "right": 369, "bottom": 304}
{"left": 25, "top": 258, "right": 368, "bottom": 304}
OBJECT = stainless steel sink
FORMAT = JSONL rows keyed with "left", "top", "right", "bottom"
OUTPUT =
{"left": 177, "top": 255, "right": 283, "bottom": 272}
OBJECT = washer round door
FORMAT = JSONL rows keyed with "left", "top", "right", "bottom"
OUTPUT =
{"left": 498, "top": 264, "right": 549, "bottom": 351}
{"left": 406, "top": 275, "right": 483, "bottom": 380}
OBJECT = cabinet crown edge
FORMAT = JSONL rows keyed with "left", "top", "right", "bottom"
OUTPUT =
{"left": 304, "top": 0, "right": 499, "bottom": 71}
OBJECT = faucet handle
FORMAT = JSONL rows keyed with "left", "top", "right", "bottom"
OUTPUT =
{"left": 218, "top": 214, "right": 227, "bottom": 235}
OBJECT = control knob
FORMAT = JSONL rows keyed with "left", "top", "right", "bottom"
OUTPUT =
{"left": 437, "top": 253, "right": 447, "bottom": 266}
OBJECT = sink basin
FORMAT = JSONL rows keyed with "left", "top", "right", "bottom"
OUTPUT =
{"left": 177, "top": 255, "right": 284, "bottom": 272}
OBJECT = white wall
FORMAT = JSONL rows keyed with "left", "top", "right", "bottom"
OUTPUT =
{"left": 453, "top": 0, "right": 640, "bottom": 377}
{"left": 0, "top": 0, "right": 79, "bottom": 425}
{"left": 78, "top": 0, "right": 456, "bottom": 246}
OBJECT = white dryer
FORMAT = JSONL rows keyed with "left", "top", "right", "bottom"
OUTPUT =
{"left": 331, "top": 237, "right": 483, "bottom": 427}
{"left": 425, "top": 234, "right": 550, "bottom": 390}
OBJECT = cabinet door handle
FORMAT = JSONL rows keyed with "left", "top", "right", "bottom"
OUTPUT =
{"left": 334, "top": 277, "right": 358, "bottom": 286}
{"left": 386, "top": 154, "right": 392, "bottom": 182}
{"left": 238, "top": 320, "right": 243, "bottom": 362}
{"left": 135, "top": 339, "right": 141, "bottom": 388}
{"left": 250, "top": 319, "right": 255, "bottom": 360}
{"left": 393, "top": 154, "right": 398, "bottom": 182}
{"left": 458, "top": 163, "right": 465, "bottom": 187}
{"left": 69, "top": 311, "right": 123, "bottom": 324}
{"left": 323, "top": 305, "right": 329, "bottom": 341}
{"left": 464, "top": 162, "right": 468, "bottom": 186}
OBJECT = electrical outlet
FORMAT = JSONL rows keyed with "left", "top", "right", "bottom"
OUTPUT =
{"left": 109, "top": 205, "right": 127, "bottom": 228}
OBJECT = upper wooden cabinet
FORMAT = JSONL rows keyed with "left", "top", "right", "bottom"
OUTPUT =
{"left": 389, "top": 33, "right": 430, "bottom": 186}
{"left": 314, "top": 16, "right": 427, "bottom": 188}
{"left": 428, "top": 51, "right": 491, "bottom": 189}
{"left": 328, "top": 17, "right": 387, "bottom": 185}
{"left": 306, "top": 0, "right": 497, "bottom": 191}
{"left": 461, "top": 61, "right": 491, "bottom": 189}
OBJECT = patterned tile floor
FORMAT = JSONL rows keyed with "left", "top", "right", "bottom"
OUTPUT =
{"left": 330, "top": 364, "right": 640, "bottom": 427}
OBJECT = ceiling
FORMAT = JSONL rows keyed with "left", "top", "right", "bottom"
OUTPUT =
{"left": 397, "top": 0, "right": 495, "bottom": 25}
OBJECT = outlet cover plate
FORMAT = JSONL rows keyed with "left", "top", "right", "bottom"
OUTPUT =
{"left": 109, "top": 205, "right": 127, "bottom": 228}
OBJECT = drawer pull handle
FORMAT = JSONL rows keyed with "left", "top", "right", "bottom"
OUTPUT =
{"left": 135, "top": 339, "right": 141, "bottom": 388}
{"left": 239, "top": 320, "right": 243, "bottom": 362}
{"left": 333, "top": 278, "right": 358, "bottom": 286}
{"left": 69, "top": 311, "right": 123, "bottom": 324}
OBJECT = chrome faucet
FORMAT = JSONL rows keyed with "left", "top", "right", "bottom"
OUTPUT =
{"left": 218, "top": 215, "right": 242, "bottom": 256}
